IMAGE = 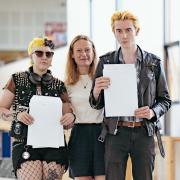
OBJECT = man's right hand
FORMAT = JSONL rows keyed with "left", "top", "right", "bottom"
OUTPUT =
{"left": 93, "top": 76, "right": 110, "bottom": 100}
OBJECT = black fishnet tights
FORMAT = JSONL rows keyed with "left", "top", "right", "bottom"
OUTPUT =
{"left": 16, "top": 160, "right": 65, "bottom": 180}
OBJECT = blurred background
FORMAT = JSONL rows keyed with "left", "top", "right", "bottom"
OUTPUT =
{"left": 0, "top": 0, "right": 180, "bottom": 179}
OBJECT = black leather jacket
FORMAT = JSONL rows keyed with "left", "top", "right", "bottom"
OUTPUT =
{"left": 89, "top": 46, "right": 171, "bottom": 156}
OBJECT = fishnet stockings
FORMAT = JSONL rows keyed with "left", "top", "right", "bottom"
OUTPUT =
{"left": 17, "top": 160, "right": 42, "bottom": 180}
{"left": 42, "top": 161, "right": 65, "bottom": 180}
{"left": 16, "top": 160, "right": 65, "bottom": 180}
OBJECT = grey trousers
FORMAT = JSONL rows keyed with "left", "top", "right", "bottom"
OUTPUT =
{"left": 105, "top": 126, "right": 155, "bottom": 180}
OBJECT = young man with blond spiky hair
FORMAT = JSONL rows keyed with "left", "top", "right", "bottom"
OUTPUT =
{"left": 90, "top": 11, "right": 171, "bottom": 180}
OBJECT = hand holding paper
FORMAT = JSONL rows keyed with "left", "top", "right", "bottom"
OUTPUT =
{"left": 93, "top": 76, "right": 110, "bottom": 100}
{"left": 135, "top": 106, "right": 155, "bottom": 120}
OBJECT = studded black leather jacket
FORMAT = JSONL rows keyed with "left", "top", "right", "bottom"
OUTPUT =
{"left": 10, "top": 71, "right": 68, "bottom": 140}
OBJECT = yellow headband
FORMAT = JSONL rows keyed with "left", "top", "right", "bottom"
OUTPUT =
{"left": 28, "top": 37, "right": 47, "bottom": 55}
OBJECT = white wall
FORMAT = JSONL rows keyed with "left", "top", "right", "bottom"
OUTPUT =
{"left": 0, "top": 58, "right": 29, "bottom": 90}
{"left": 169, "top": 0, "right": 180, "bottom": 41}
{"left": 67, "top": 0, "right": 90, "bottom": 44}
{"left": 119, "top": 0, "right": 164, "bottom": 58}
{"left": 167, "top": 0, "right": 180, "bottom": 136}
{"left": 91, "top": 0, "right": 116, "bottom": 55}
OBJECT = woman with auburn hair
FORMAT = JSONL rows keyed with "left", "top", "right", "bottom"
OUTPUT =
{"left": 0, "top": 37, "right": 75, "bottom": 180}
{"left": 65, "top": 35, "right": 105, "bottom": 180}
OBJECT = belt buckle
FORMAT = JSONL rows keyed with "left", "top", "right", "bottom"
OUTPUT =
{"left": 128, "top": 121, "right": 135, "bottom": 128}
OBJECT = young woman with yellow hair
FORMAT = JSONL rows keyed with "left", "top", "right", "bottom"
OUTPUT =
{"left": 0, "top": 37, "right": 75, "bottom": 179}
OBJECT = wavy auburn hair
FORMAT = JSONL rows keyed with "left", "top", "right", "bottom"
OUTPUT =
{"left": 65, "top": 35, "right": 97, "bottom": 85}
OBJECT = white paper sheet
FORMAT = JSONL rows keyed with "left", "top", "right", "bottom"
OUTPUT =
{"left": 27, "top": 95, "right": 64, "bottom": 148}
{"left": 103, "top": 64, "right": 138, "bottom": 117}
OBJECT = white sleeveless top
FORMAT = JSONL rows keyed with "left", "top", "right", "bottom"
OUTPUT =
{"left": 66, "top": 75, "right": 103, "bottom": 124}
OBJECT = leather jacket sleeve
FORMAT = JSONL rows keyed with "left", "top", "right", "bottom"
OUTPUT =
{"left": 89, "top": 57, "right": 105, "bottom": 110}
{"left": 151, "top": 62, "right": 171, "bottom": 121}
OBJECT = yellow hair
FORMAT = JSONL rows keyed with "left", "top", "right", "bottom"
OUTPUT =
{"left": 28, "top": 37, "right": 47, "bottom": 55}
{"left": 111, "top": 10, "right": 140, "bottom": 33}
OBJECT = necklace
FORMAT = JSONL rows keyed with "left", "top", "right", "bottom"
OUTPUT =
{"left": 80, "top": 75, "right": 89, "bottom": 89}
{"left": 83, "top": 82, "right": 88, "bottom": 89}
{"left": 82, "top": 81, "right": 88, "bottom": 89}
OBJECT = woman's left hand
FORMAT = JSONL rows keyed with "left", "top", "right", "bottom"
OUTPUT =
{"left": 60, "top": 112, "right": 75, "bottom": 126}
